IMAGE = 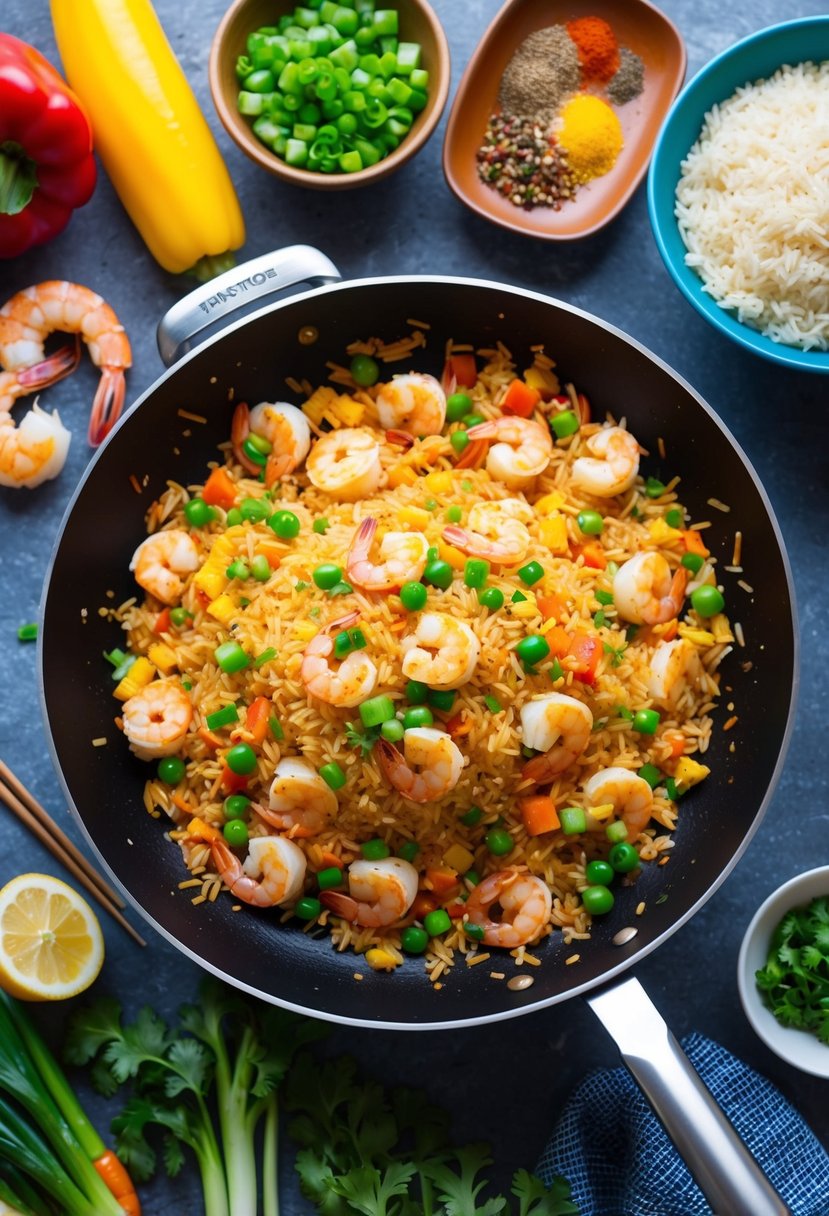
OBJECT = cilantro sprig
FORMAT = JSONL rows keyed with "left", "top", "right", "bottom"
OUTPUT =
{"left": 755, "top": 895, "right": 829, "bottom": 1043}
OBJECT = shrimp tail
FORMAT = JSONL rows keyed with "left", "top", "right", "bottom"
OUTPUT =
{"left": 320, "top": 890, "right": 360, "bottom": 921}
{"left": 385, "top": 429, "right": 414, "bottom": 448}
{"left": 453, "top": 437, "right": 488, "bottom": 469}
{"left": 88, "top": 366, "right": 126, "bottom": 446}
{"left": 351, "top": 515, "right": 377, "bottom": 561}
{"left": 522, "top": 753, "right": 557, "bottom": 785}
{"left": 16, "top": 337, "right": 81, "bottom": 393}
{"left": 464, "top": 420, "right": 496, "bottom": 440}
{"left": 670, "top": 566, "right": 689, "bottom": 615}
{"left": 264, "top": 450, "right": 293, "bottom": 487}
{"left": 231, "top": 402, "right": 262, "bottom": 475}
{"left": 441, "top": 524, "right": 474, "bottom": 553}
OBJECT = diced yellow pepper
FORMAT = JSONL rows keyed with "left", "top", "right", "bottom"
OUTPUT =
{"left": 508, "top": 596, "right": 538, "bottom": 620}
{"left": 710, "top": 613, "right": 734, "bottom": 645}
{"left": 365, "top": 948, "right": 400, "bottom": 971}
{"left": 442, "top": 843, "right": 475, "bottom": 873}
{"left": 534, "top": 492, "right": 565, "bottom": 516}
{"left": 147, "top": 642, "right": 178, "bottom": 675}
{"left": 333, "top": 395, "right": 365, "bottom": 427}
{"left": 678, "top": 624, "right": 716, "bottom": 647}
{"left": 423, "top": 470, "right": 453, "bottom": 495}
{"left": 438, "top": 537, "right": 467, "bottom": 571}
{"left": 388, "top": 464, "right": 418, "bottom": 488}
{"left": 523, "top": 364, "right": 560, "bottom": 396}
{"left": 113, "top": 656, "right": 156, "bottom": 701}
{"left": 539, "top": 514, "right": 569, "bottom": 553}
{"left": 588, "top": 802, "right": 615, "bottom": 822}
{"left": 193, "top": 566, "right": 226, "bottom": 601}
{"left": 674, "top": 757, "right": 711, "bottom": 792}
{"left": 302, "top": 385, "right": 340, "bottom": 427}
{"left": 398, "top": 505, "right": 432, "bottom": 530}
{"left": 207, "top": 594, "right": 237, "bottom": 626}
{"left": 186, "top": 816, "right": 222, "bottom": 843}
{"left": 648, "top": 518, "right": 683, "bottom": 545}
{"left": 293, "top": 621, "right": 318, "bottom": 643}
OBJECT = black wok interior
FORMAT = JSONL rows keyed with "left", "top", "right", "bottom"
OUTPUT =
{"left": 41, "top": 278, "right": 796, "bottom": 1025}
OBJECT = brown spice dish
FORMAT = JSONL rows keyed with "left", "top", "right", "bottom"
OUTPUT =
{"left": 442, "top": 0, "right": 686, "bottom": 239}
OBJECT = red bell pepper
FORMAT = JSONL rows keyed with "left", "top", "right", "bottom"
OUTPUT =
{"left": 0, "top": 34, "right": 96, "bottom": 257}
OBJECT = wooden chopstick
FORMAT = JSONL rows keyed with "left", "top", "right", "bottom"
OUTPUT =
{"left": 0, "top": 760, "right": 146, "bottom": 948}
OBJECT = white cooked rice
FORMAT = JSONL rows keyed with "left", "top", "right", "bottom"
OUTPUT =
{"left": 675, "top": 60, "right": 829, "bottom": 351}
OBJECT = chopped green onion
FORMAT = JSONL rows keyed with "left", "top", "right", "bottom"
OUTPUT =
{"left": 361, "top": 837, "right": 390, "bottom": 860}
{"left": 427, "top": 688, "right": 455, "bottom": 712}
{"left": 550, "top": 658, "right": 564, "bottom": 681}
{"left": 463, "top": 558, "right": 489, "bottom": 589}
{"left": 550, "top": 410, "right": 579, "bottom": 439}
{"left": 595, "top": 589, "right": 614, "bottom": 605}
{"left": 17, "top": 623, "right": 37, "bottom": 642}
{"left": 559, "top": 806, "right": 586, "bottom": 835}
{"left": 205, "top": 704, "right": 240, "bottom": 731}
{"left": 484, "top": 694, "right": 502, "bottom": 714}
{"left": 645, "top": 476, "right": 668, "bottom": 498}
{"left": 593, "top": 610, "right": 605, "bottom": 628}
{"left": 253, "top": 647, "right": 277, "bottom": 669}
{"left": 359, "top": 694, "right": 396, "bottom": 727}
{"left": 460, "top": 806, "right": 482, "bottom": 827}
{"left": 215, "top": 641, "right": 250, "bottom": 673}
{"left": 605, "top": 820, "right": 629, "bottom": 843}
{"left": 665, "top": 776, "right": 679, "bottom": 801}
{"left": 313, "top": 517, "right": 330, "bottom": 534}
{"left": 317, "top": 866, "right": 343, "bottom": 890}
{"left": 319, "top": 761, "right": 346, "bottom": 790}
{"left": 328, "top": 580, "right": 354, "bottom": 596}
{"left": 405, "top": 679, "right": 429, "bottom": 704}
{"left": 464, "top": 922, "right": 485, "bottom": 941}
{"left": 681, "top": 552, "right": 705, "bottom": 574}
{"left": 398, "top": 840, "right": 420, "bottom": 862}
{"left": 511, "top": 590, "right": 528, "bottom": 603}
{"left": 269, "top": 715, "right": 284, "bottom": 740}
{"left": 638, "top": 763, "right": 663, "bottom": 789}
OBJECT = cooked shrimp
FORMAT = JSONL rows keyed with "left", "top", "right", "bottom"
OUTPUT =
{"left": 583, "top": 767, "right": 653, "bottom": 838}
{"left": 121, "top": 679, "right": 192, "bottom": 760}
{"left": 466, "top": 416, "right": 552, "bottom": 490}
{"left": 374, "top": 372, "right": 446, "bottom": 436}
{"left": 374, "top": 728, "right": 465, "bottom": 804}
{"left": 0, "top": 281, "right": 131, "bottom": 446}
{"left": 301, "top": 610, "right": 378, "bottom": 707}
{"left": 465, "top": 870, "right": 552, "bottom": 948}
{"left": 400, "top": 612, "right": 480, "bottom": 689}
{"left": 346, "top": 517, "right": 429, "bottom": 592}
{"left": 443, "top": 498, "right": 533, "bottom": 564}
{"left": 613, "top": 551, "right": 688, "bottom": 625}
{"left": 130, "top": 529, "right": 200, "bottom": 605}
{"left": 305, "top": 427, "right": 383, "bottom": 501}
{"left": 231, "top": 400, "right": 311, "bottom": 485}
{"left": 211, "top": 834, "right": 306, "bottom": 908}
{"left": 255, "top": 757, "right": 339, "bottom": 837}
{"left": 648, "top": 638, "right": 702, "bottom": 709}
{"left": 571, "top": 426, "right": 640, "bottom": 497}
{"left": 322, "top": 856, "right": 419, "bottom": 927}
{"left": 521, "top": 693, "right": 594, "bottom": 783}
{"left": 0, "top": 401, "right": 72, "bottom": 490}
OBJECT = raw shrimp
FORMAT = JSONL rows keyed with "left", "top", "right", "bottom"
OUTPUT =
{"left": 466, "top": 416, "right": 552, "bottom": 490}
{"left": 231, "top": 400, "right": 310, "bottom": 485}
{"left": 301, "top": 610, "right": 378, "bottom": 707}
{"left": 121, "top": 679, "right": 192, "bottom": 760}
{"left": 305, "top": 427, "right": 383, "bottom": 501}
{"left": 648, "top": 638, "right": 702, "bottom": 709}
{"left": 321, "top": 857, "right": 419, "bottom": 926}
{"left": 583, "top": 767, "right": 653, "bottom": 838}
{"left": 211, "top": 834, "right": 306, "bottom": 908}
{"left": 613, "top": 551, "right": 688, "bottom": 625}
{"left": 374, "top": 728, "right": 465, "bottom": 803}
{"left": 400, "top": 612, "right": 480, "bottom": 690}
{"left": 255, "top": 757, "right": 339, "bottom": 837}
{"left": 521, "top": 693, "right": 594, "bottom": 783}
{"left": 571, "top": 426, "right": 640, "bottom": 497}
{"left": 443, "top": 498, "right": 533, "bottom": 565}
{"left": 346, "top": 516, "right": 429, "bottom": 591}
{"left": 0, "top": 281, "right": 132, "bottom": 446}
{"left": 374, "top": 372, "right": 446, "bottom": 436}
{"left": 130, "top": 529, "right": 200, "bottom": 605}
{"left": 465, "top": 870, "right": 552, "bottom": 948}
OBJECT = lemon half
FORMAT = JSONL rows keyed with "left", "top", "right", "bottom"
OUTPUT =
{"left": 0, "top": 873, "right": 104, "bottom": 1001}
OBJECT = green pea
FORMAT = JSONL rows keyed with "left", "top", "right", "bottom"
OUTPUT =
{"left": 184, "top": 497, "right": 216, "bottom": 527}
{"left": 582, "top": 885, "right": 614, "bottom": 915}
{"left": 691, "top": 585, "right": 725, "bottom": 618}
{"left": 585, "top": 859, "right": 615, "bottom": 886}
{"left": 405, "top": 680, "right": 429, "bottom": 704}
{"left": 350, "top": 354, "right": 380, "bottom": 386}
{"left": 157, "top": 756, "right": 186, "bottom": 785}
{"left": 380, "top": 717, "right": 405, "bottom": 742}
{"left": 268, "top": 509, "right": 301, "bottom": 538}
{"left": 609, "top": 842, "right": 640, "bottom": 873}
{"left": 361, "top": 838, "right": 390, "bottom": 860}
{"left": 515, "top": 635, "right": 551, "bottom": 668}
{"left": 446, "top": 392, "right": 472, "bottom": 422}
{"left": 401, "top": 925, "right": 429, "bottom": 953}
{"left": 633, "top": 709, "right": 660, "bottom": 735}
{"left": 485, "top": 828, "right": 514, "bottom": 856}
{"left": 577, "top": 509, "right": 603, "bottom": 536}
{"left": 403, "top": 706, "right": 433, "bottom": 730}
{"left": 424, "top": 908, "right": 451, "bottom": 936}
{"left": 518, "top": 561, "right": 544, "bottom": 586}
{"left": 423, "top": 560, "right": 453, "bottom": 589}
{"left": 224, "top": 794, "right": 250, "bottom": 820}
{"left": 317, "top": 866, "right": 343, "bottom": 891}
{"left": 225, "top": 743, "right": 257, "bottom": 774}
{"left": 294, "top": 897, "right": 322, "bottom": 920}
{"left": 450, "top": 430, "right": 470, "bottom": 454}
{"left": 313, "top": 562, "right": 343, "bottom": 589}
{"left": 478, "top": 587, "right": 504, "bottom": 611}
{"left": 223, "top": 819, "right": 249, "bottom": 847}
{"left": 399, "top": 581, "right": 427, "bottom": 611}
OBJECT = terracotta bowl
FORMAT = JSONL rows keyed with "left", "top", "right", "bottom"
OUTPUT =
{"left": 210, "top": 0, "right": 450, "bottom": 190}
{"left": 442, "top": 0, "right": 686, "bottom": 239}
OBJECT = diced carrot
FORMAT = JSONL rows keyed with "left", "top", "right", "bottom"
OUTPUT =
{"left": 425, "top": 867, "right": 461, "bottom": 898}
{"left": 567, "top": 632, "right": 602, "bottom": 685}
{"left": 519, "top": 795, "right": 561, "bottom": 836}
{"left": 317, "top": 850, "right": 342, "bottom": 871}
{"left": 198, "top": 727, "right": 223, "bottom": 751}
{"left": 536, "top": 593, "right": 564, "bottom": 621}
{"left": 254, "top": 545, "right": 281, "bottom": 570}
{"left": 545, "top": 625, "right": 572, "bottom": 658}
{"left": 154, "top": 607, "right": 172, "bottom": 634}
{"left": 501, "top": 378, "right": 541, "bottom": 418}
{"left": 187, "top": 816, "right": 222, "bottom": 844}
{"left": 444, "top": 902, "right": 467, "bottom": 920}
{"left": 571, "top": 541, "right": 607, "bottom": 570}
{"left": 411, "top": 891, "right": 439, "bottom": 920}
{"left": 245, "top": 696, "right": 271, "bottom": 745}
{"left": 202, "top": 466, "right": 238, "bottom": 508}
{"left": 681, "top": 529, "right": 710, "bottom": 557}
{"left": 443, "top": 353, "right": 477, "bottom": 388}
{"left": 172, "top": 794, "right": 197, "bottom": 815}
{"left": 446, "top": 712, "right": 472, "bottom": 738}
{"left": 221, "top": 765, "right": 248, "bottom": 793}
{"left": 664, "top": 731, "right": 686, "bottom": 759}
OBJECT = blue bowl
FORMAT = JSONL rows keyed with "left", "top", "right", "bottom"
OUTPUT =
{"left": 647, "top": 16, "right": 829, "bottom": 374}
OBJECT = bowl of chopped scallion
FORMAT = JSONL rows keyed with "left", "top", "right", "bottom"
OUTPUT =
{"left": 210, "top": 0, "right": 450, "bottom": 188}
{"left": 738, "top": 865, "right": 829, "bottom": 1078}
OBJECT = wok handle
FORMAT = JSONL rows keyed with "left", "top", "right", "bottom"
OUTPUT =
{"left": 586, "top": 974, "right": 792, "bottom": 1216}
{"left": 156, "top": 245, "right": 341, "bottom": 366}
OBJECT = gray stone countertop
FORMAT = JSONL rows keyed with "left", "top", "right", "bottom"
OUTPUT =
{"left": 0, "top": 0, "right": 826, "bottom": 1212}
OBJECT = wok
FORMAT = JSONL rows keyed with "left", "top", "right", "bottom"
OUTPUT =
{"left": 42, "top": 248, "right": 798, "bottom": 1214}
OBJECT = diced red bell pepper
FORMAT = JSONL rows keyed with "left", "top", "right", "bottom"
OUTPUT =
{"left": 500, "top": 378, "right": 541, "bottom": 418}
{"left": 442, "top": 353, "right": 477, "bottom": 389}
{"left": 567, "top": 632, "right": 602, "bottom": 685}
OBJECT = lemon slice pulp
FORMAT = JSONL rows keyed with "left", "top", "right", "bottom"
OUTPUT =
{"left": 0, "top": 873, "right": 104, "bottom": 1001}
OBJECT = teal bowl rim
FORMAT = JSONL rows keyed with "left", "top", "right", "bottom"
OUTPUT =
{"left": 647, "top": 15, "right": 829, "bottom": 374}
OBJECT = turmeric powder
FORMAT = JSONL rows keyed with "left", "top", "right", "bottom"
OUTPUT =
{"left": 557, "top": 95, "right": 623, "bottom": 184}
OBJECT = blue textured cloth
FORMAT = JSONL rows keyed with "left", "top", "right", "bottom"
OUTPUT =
{"left": 536, "top": 1033, "right": 829, "bottom": 1216}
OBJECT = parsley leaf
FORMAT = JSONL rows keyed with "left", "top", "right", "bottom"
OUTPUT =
{"left": 755, "top": 895, "right": 829, "bottom": 1044}
{"left": 345, "top": 720, "right": 380, "bottom": 756}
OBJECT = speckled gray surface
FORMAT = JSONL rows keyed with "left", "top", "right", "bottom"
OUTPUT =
{"left": 0, "top": 0, "right": 827, "bottom": 1212}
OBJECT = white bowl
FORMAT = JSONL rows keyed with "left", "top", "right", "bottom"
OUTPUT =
{"left": 737, "top": 866, "right": 829, "bottom": 1079}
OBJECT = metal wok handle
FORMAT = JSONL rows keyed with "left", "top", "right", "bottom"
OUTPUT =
{"left": 156, "top": 245, "right": 341, "bottom": 366}
{"left": 586, "top": 974, "right": 791, "bottom": 1216}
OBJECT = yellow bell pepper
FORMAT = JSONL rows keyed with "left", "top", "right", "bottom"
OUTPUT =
{"left": 50, "top": 0, "right": 245, "bottom": 276}
{"left": 113, "top": 656, "right": 156, "bottom": 701}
